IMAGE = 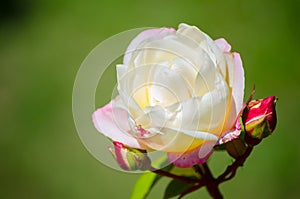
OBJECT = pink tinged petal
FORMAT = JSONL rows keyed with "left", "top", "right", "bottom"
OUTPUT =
{"left": 167, "top": 141, "right": 215, "bottom": 168}
{"left": 215, "top": 38, "right": 244, "bottom": 120}
{"left": 232, "top": 52, "right": 245, "bottom": 115}
{"left": 221, "top": 52, "right": 245, "bottom": 133}
{"left": 219, "top": 102, "right": 247, "bottom": 145}
{"left": 218, "top": 119, "right": 242, "bottom": 145}
{"left": 214, "top": 38, "right": 232, "bottom": 53}
{"left": 124, "top": 28, "right": 176, "bottom": 66}
{"left": 92, "top": 97, "right": 144, "bottom": 149}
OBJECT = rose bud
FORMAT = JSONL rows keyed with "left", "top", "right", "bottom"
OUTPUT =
{"left": 108, "top": 142, "right": 151, "bottom": 171}
{"left": 242, "top": 96, "right": 277, "bottom": 142}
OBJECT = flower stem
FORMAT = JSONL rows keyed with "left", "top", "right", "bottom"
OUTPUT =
{"left": 149, "top": 145, "right": 254, "bottom": 198}
{"left": 201, "top": 163, "right": 223, "bottom": 199}
{"left": 150, "top": 167, "right": 199, "bottom": 183}
{"left": 217, "top": 146, "right": 254, "bottom": 183}
{"left": 178, "top": 182, "right": 205, "bottom": 199}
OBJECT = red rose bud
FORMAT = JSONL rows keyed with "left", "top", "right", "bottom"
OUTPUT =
{"left": 108, "top": 142, "right": 151, "bottom": 171}
{"left": 242, "top": 96, "right": 277, "bottom": 141}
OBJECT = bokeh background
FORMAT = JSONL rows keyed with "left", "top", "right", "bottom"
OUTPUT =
{"left": 1, "top": 0, "right": 299, "bottom": 198}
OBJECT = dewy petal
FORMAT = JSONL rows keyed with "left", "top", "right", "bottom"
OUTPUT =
{"left": 124, "top": 28, "right": 176, "bottom": 66}
{"left": 92, "top": 96, "right": 145, "bottom": 149}
{"left": 167, "top": 141, "right": 215, "bottom": 168}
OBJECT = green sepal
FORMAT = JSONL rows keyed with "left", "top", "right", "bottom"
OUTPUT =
{"left": 252, "top": 120, "right": 272, "bottom": 139}
{"left": 225, "top": 138, "right": 247, "bottom": 159}
{"left": 239, "top": 116, "right": 246, "bottom": 140}
{"left": 214, "top": 143, "right": 226, "bottom": 151}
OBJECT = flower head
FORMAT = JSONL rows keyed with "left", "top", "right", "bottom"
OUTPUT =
{"left": 242, "top": 96, "right": 277, "bottom": 140}
{"left": 93, "top": 24, "right": 245, "bottom": 167}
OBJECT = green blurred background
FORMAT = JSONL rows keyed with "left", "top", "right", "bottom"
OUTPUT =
{"left": 1, "top": 0, "right": 299, "bottom": 198}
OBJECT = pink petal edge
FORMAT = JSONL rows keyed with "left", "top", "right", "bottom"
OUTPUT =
{"left": 215, "top": 38, "right": 232, "bottom": 53}
{"left": 218, "top": 119, "right": 241, "bottom": 145}
{"left": 124, "top": 27, "right": 176, "bottom": 65}
{"left": 92, "top": 97, "right": 143, "bottom": 149}
{"left": 167, "top": 141, "right": 215, "bottom": 168}
{"left": 215, "top": 38, "right": 244, "bottom": 116}
{"left": 232, "top": 52, "right": 245, "bottom": 115}
{"left": 215, "top": 39, "right": 245, "bottom": 144}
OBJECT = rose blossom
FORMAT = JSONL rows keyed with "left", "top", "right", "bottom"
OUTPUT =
{"left": 93, "top": 23, "right": 245, "bottom": 168}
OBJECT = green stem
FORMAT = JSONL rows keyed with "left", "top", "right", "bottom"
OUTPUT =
{"left": 202, "top": 163, "right": 223, "bottom": 199}
{"left": 150, "top": 167, "right": 198, "bottom": 184}
{"left": 217, "top": 146, "right": 253, "bottom": 183}
{"left": 178, "top": 182, "right": 205, "bottom": 199}
{"left": 150, "top": 145, "right": 255, "bottom": 198}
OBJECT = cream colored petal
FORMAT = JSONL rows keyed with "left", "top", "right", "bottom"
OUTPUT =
{"left": 166, "top": 127, "right": 218, "bottom": 141}
{"left": 137, "top": 127, "right": 204, "bottom": 152}
{"left": 137, "top": 74, "right": 229, "bottom": 137}
{"left": 149, "top": 65, "right": 192, "bottom": 107}
{"left": 118, "top": 61, "right": 190, "bottom": 110}
{"left": 177, "top": 23, "right": 207, "bottom": 47}
{"left": 177, "top": 23, "right": 223, "bottom": 66}
{"left": 164, "top": 75, "right": 230, "bottom": 135}
{"left": 194, "top": 53, "right": 217, "bottom": 97}
{"left": 116, "top": 64, "right": 145, "bottom": 118}
{"left": 124, "top": 28, "right": 176, "bottom": 66}
{"left": 131, "top": 35, "right": 201, "bottom": 68}
{"left": 221, "top": 53, "right": 245, "bottom": 133}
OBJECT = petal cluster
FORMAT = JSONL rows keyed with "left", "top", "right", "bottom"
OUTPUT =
{"left": 93, "top": 24, "right": 245, "bottom": 167}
